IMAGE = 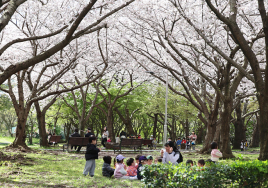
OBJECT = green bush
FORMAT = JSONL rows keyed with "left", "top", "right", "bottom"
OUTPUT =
{"left": 142, "top": 160, "right": 268, "bottom": 188}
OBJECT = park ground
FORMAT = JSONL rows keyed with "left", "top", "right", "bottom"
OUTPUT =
{"left": 0, "top": 137, "right": 261, "bottom": 188}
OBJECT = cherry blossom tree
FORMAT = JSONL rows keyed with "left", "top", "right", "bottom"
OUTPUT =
{"left": 116, "top": 0, "right": 261, "bottom": 158}
{"left": 0, "top": 0, "right": 135, "bottom": 85}
{"left": 200, "top": 0, "right": 268, "bottom": 160}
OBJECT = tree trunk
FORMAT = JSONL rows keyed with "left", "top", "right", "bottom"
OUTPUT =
{"left": 107, "top": 108, "right": 115, "bottom": 142}
{"left": 199, "top": 122, "right": 216, "bottom": 154}
{"left": 64, "top": 122, "right": 72, "bottom": 142}
{"left": 184, "top": 119, "right": 189, "bottom": 139}
{"left": 35, "top": 102, "right": 49, "bottom": 147}
{"left": 171, "top": 115, "right": 176, "bottom": 141}
{"left": 114, "top": 108, "right": 135, "bottom": 136}
{"left": 196, "top": 123, "right": 204, "bottom": 144}
{"left": 79, "top": 119, "right": 85, "bottom": 137}
{"left": 11, "top": 115, "right": 28, "bottom": 148}
{"left": 233, "top": 101, "right": 246, "bottom": 149}
{"left": 258, "top": 98, "right": 268, "bottom": 160}
{"left": 220, "top": 99, "right": 235, "bottom": 158}
{"left": 28, "top": 124, "right": 33, "bottom": 145}
{"left": 250, "top": 114, "right": 260, "bottom": 147}
{"left": 153, "top": 113, "right": 158, "bottom": 138}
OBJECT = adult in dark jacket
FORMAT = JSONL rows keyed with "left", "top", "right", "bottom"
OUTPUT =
{"left": 85, "top": 127, "right": 94, "bottom": 137}
{"left": 70, "top": 128, "right": 81, "bottom": 151}
{"left": 83, "top": 136, "right": 101, "bottom": 177}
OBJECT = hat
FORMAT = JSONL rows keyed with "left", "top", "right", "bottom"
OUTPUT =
{"left": 116, "top": 154, "right": 125, "bottom": 161}
{"left": 87, "top": 127, "right": 91, "bottom": 130}
{"left": 151, "top": 135, "right": 153, "bottom": 137}
{"left": 147, "top": 155, "right": 153, "bottom": 160}
{"left": 139, "top": 156, "right": 147, "bottom": 162}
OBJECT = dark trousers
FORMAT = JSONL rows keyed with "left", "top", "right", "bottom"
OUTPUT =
{"left": 102, "top": 138, "right": 107, "bottom": 147}
{"left": 71, "top": 145, "right": 81, "bottom": 152}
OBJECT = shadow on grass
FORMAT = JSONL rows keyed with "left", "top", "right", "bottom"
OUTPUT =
{"left": 0, "top": 178, "right": 68, "bottom": 188}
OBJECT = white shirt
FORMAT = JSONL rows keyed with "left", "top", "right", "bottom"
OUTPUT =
{"left": 102, "top": 131, "right": 109, "bottom": 138}
{"left": 116, "top": 137, "right": 120, "bottom": 144}
{"left": 162, "top": 151, "right": 180, "bottom": 165}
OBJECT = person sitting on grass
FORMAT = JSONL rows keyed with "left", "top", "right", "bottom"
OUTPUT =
{"left": 146, "top": 155, "right": 153, "bottom": 165}
{"left": 126, "top": 158, "right": 138, "bottom": 180}
{"left": 137, "top": 156, "right": 147, "bottom": 180}
{"left": 162, "top": 141, "right": 182, "bottom": 165}
{"left": 102, "top": 156, "right": 114, "bottom": 178}
{"left": 186, "top": 159, "right": 194, "bottom": 167}
{"left": 114, "top": 154, "right": 129, "bottom": 179}
{"left": 135, "top": 155, "right": 141, "bottom": 168}
{"left": 197, "top": 159, "right": 205, "bottom": 167}
{"left": 83, "top": 136, "right": 101, "bottom": 177}
{"left": 211, "top": 142, "right": 222, "bottom": 162}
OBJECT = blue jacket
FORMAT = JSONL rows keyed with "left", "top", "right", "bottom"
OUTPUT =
{"left": 176, "top": 140, "right": 182, "bottom": 145}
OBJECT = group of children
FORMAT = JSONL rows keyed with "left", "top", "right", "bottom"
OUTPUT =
{"left": 83, "top": 135, "right": 222, "bottom": 179}
{"left": 102, "top": 154, "right": 158, "bottom": 180}
{"left": 174, "top": 137, "right": 194, "bottom": 150}
{"left": 83, "top": 135, "right": 160, "bottom": 179}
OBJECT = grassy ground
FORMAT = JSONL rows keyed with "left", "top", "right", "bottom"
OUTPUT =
{"left": 0, "top": 137, "right": 261, "bottom": 187}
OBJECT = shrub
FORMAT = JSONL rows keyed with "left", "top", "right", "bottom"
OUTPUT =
{"left": 141, "top": 160, "right": 268, "bottom": 188}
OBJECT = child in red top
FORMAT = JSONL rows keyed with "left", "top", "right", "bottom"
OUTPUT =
{"left": 182, "top": 138, "right": 186, "bottom": 144}
{"left": 107, "top": 137, "right": 111, "bottom": 143}
{"left": 126, "top": 158, "right": 137, "bottom": 180}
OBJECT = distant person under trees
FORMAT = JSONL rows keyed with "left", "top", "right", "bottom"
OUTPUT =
{"left": 85, "top": 128, "right": 94, "bottom": 137}
{"left": 188, "top": 131, "right": 197, "bottom": 150}
{"left": 101, "top": 127, "right": 109, "bottom": 149}
{"left": 70, "top": 128, "right": 81, "bottom": 152}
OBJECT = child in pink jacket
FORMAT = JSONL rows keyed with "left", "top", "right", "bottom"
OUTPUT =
{"left": 114, "top": 155, "right": 129, "bottom": 179}
{"left": 211, "top": 142, "right": 222, "bottom": 162}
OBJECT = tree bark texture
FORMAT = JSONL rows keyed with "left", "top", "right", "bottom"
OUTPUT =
{"left": 250, "top": 114, "right": 260, "bottom": 147}
{"left": 220, "top": 99, "right": 235, "bottom": 158}
{"left": 233, "top": 101, "right": 246, "bottom": 149}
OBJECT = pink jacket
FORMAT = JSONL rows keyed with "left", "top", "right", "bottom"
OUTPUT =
{"left": 114, "top": 163, "right": 127, "bottom": 178}
{"left": 211, "top": 149, "right": 222, "bottom": 161}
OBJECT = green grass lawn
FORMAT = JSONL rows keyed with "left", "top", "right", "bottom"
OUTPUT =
{"left": 0, "top": 137, "right": 261, "bottom": 187}
{"left": 0, "top": 150, "right": 142, "bottom": 188}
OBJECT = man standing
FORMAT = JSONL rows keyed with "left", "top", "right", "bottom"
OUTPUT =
{"left": 70, "top": 128, "right": 81, "bottom": 152}
{"left": 188, "top": 131, "right": 197, "bottom": 150}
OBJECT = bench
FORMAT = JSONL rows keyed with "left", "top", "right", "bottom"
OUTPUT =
{"left": 142, "top": 139, "right": 153, "bottom": 149}
{"left": 63, "top": 137, "right": 89, "bottom": 152}
{"left": 48, "top": 136, "right": 61, "bottom": 146}
{"left": 113, "top": 138, "right": 143, "bottom": 154}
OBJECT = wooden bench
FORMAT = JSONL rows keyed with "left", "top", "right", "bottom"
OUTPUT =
{"left": 63, "top": 137, "right": 89, "bottom": 152}
{"left": 48, "top": 135, "right": 61, "bottom": 146}
{"left": 142, "top": 139, "right": 153, "bottom": 149}
{"left": 113, "top": 138, "right": 143, "bottom": 154}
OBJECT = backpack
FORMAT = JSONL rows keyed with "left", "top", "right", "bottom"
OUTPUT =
{"left": 174, "top": 151, "right": 183, "bottom": 163}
